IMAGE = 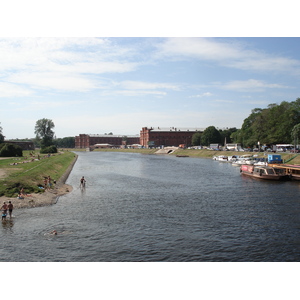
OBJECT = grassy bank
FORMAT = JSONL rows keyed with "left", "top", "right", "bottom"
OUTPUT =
{"left": 0, "top": 150, "right": 77, "bottom": 197}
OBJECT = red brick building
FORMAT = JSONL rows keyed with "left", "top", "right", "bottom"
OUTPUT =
{"left": 75, "top": 134, "right": 140, "bottom": 149}
{"left": 140, "top": 127, "right": 205, "bottom": 148}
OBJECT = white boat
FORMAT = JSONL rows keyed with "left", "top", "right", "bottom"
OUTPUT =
{"left": 213, "top": 155, "right": 228, "bottom": 162}
{"left": 231, "top": 155, "right": 255, "bottom": 166}
{"left": 228, "top": 155, "right": 239, "bottom": 162}
{"left": 253, "top": 160, "right": 268, "bottom": 166}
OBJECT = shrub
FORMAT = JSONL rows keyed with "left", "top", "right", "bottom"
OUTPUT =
{"left": 0, "top": 143, "right": 23, "bottom": 157}
{"left": 40, "top": 145, "right": 58, "bottom": 154}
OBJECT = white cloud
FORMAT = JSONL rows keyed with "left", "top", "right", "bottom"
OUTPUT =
{"left": 114, "top": 90, "right": 167, "bottom": 97}
{"left": 221, "top": 79, "right": 289, "bottom": 92}
{"left": 157, "top": 38, "right": 300, "bottom": 74}
{"left": 0, "top": 38, "right": 139, "bottom": 92}
{"left": 190, "top": 92, "right": 213, "bottom": 98}
{"left": 0, "top": 82, "right": 33, "bottom": 97}
{"left": 8, "top": 72, "right": 98, "bottom": 92}
{"left": 117, "top": 80, "right": 180, "bottom": 91}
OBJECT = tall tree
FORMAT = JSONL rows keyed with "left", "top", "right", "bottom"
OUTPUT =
{"left": 201, "top": 126, "right": 221, "bottom": 146}
{"left": 191, "top": 132, "right": 202, "bottom": 146}
{"left": 0, "top": 122, "right": 4, "bottom": 143}
{"left": 34, "top": 118, "right": 55, "bottom": 148}
{"left": 236, "top": 98, "right": 300, "bottom": 147}
{"left": 219, "top": 127, "right": 238, "bottom": 144}
{"left": 291, "top": 124, "right": 300, "bottom": 148}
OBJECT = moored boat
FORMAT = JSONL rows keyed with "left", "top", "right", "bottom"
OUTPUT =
{"left": 240, "top": 164, "right": 288, "bottom": 180}
{"left": 268, "top": 164, "right": 300, "bottom": 180}
{"left": 213, "top": 155, "right": 228, "bottom": 161}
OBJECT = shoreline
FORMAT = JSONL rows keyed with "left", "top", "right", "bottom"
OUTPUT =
{"left": 0, "top": 154, "right": 78, "bottom": 210}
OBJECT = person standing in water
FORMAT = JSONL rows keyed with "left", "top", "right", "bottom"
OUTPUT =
{"left": 80, "top": 176, "right": 86, "bottom": 188}
{"left": 7, "top": 201, "right": 13, "bottom": 218}
{"left": 1, "top": 202, "right": 8, "bottom": 220}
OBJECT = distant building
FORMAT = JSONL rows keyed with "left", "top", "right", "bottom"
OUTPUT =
{"left": 4, "top": 140, "right": 35, "bottom": 150}
{"left": 75, "top": 134, "right": 140, "bottom": 149}
{"left": 140, "top": 127, "right": 205, "bottom": 148}
{"left": 209, "top": 144, "right": 220, "bottom": 150}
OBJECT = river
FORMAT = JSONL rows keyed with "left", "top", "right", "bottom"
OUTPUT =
{"left": 1, "top": 151, "right": 300, "bottom": 262}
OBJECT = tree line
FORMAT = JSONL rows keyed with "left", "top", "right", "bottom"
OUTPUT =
{"left": 192, "top": 98, "right": 300, "bottom": 148}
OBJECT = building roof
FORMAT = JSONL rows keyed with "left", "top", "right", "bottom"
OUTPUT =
{"left": 87, "top": 134, "right": 139, "bottom": 138}
{"left": 146, "top": 127, "right": 205, "bottom": 132}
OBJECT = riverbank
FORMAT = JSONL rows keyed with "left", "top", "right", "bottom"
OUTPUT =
{"left": 0, "top": 151, "right": 77, "bottom": 210}
{"left": 0, "top": 183, "right": 73, "bottom": 209}
{"left": 92, "top": 147, "right": 300, "bottom": 164}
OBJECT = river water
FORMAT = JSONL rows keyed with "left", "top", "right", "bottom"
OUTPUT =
{"left": 1, "top": 151, "right": 300, "bottom": 262}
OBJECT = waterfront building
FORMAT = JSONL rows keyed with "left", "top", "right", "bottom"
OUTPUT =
{"left": 75, "top": 134, "right": 140, "bottom": 149}
{"left": 140, "top": 127, "right": 205, "bottom": 148}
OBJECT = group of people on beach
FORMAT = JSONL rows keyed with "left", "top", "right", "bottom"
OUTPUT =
{"left": 17, "top": 187, "right": 32, "bottom": 199}
{"left": 1, "top": 201, "right": 13, "bottom": 221}
{"left": 44, "top": 175, "right": 56, "bottom": 190}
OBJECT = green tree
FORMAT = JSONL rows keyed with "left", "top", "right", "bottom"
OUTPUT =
{"left": 237, "top": 98, "right": 300, "bottom": 147}
{"left": 34, "top": 118, "right": 55, "bottom": 148}
{"left": 191, "top": 132, "right": 202, "bottom": 146}
{"left": 219, "top": 127, "right": 238, "bottom": 144}
{"left": 0, "top": 123, "right": 4, "bottom": 143}
{"left": 201, "top": 126, "right": 221, "bottom": 146}
{"left": 291, "top": 124, "right": 300, "bottom": 148}
{"left": 54, "top": 137, "right": 75, "bottom": 148}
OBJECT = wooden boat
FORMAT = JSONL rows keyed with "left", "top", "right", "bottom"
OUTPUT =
{"left": 268, "top": 164, "right": 300, "bottom": 180}
{"left": 240, "top": 164, "right": 288, "bottom": 180}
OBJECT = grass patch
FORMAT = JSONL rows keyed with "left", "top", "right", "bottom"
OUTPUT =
{"left": 0, "top": 150, "right": 76, "bottom": 197}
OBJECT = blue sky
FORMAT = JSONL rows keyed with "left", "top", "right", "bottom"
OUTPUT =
{"left": 1, "top": 37, "right": 300, "bottom": 139}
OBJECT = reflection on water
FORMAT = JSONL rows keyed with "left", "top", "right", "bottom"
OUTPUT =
{"left": 1, "top": 151, "right": 300, "bottom": 262}
{"left": 1, "top": 219, "right": 14, "bottom": 231}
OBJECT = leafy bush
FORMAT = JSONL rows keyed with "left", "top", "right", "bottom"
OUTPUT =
{"left": 0, "top": 143, "right": 23, "bottom": 157}
{"left": 0, "top": 182, "right": 37, "bottom": 198}
{"left": 40, "top": 145, "right": 58, "bottom": 154}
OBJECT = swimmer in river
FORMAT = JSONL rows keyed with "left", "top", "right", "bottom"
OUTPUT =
{"left": 50, "top": 230, "right": 57, "bottom": 235}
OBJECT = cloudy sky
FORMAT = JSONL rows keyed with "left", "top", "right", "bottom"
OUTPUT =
{"left": 1, "top": 37, "right": 300, "bottom": 139}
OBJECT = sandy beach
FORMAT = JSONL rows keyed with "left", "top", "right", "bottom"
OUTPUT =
{"left": 0, "top": 154, "right": 77, "bottom": 210}
{"left": 0, "top": 183, "right": 73, "bottom": 209}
